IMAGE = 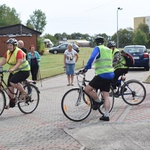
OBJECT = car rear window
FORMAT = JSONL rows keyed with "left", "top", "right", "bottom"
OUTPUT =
{"left": 124, "top": 47, "right": 145, "bottom": 53}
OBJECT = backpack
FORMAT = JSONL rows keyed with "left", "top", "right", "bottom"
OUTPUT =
{"left": 121, "top": 50, "right": 135, "bottom": 67}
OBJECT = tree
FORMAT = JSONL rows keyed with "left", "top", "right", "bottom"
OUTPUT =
{"left": 146, "top": 33, "right": 150, "bottom": 48}
{"left": 26, "top": 9, "right": 46, "bottom": 33}
{"left": 70, "top": 33, "right": 83, "bottom": 39}
{"left": 82, "top": 33, "right": 90, "bottom": 39}
{"left": 62, "top": 32, "right": 67, "bottom": 40}
{"left": 137, "top": 23, "right": 149, "bottom": 36}
{"left": 137, "top": 23, "right": 150, "bottom": 48}
{"left": 133, "top": 29, "right": 148, "bottom": 45}
{"left": 111, "top": 28, "right": 134, "bottom": 48}
{"left": 54, "top": 33, "right": 63, "bottom": 41}
{"left": 43, "top": 34, "right": 58, "bottom": 46}
{"left": 0, "top": 4, "right": 21, "bottom": 26}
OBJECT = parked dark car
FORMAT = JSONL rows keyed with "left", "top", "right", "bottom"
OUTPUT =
{"left": 49, "top": 43, "right": 79, "bottom": 54}
{"left": 123, "top": 45, "right": 149, "bottom": 71}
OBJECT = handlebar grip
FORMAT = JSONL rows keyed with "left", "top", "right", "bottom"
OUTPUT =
{"left": 76, "top": 69, "right": 87, "bottom": 75}
{"left": 0, "top": 70, "right": 9, "bottom": 73}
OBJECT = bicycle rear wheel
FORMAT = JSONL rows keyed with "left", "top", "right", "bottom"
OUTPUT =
{"left": 18, "top": 84, "right": 40, "bottom": 114}
{"left": 98, "top": 87, "right": 114, "bottom": 115}
{"left": 61, "top": 88, "right": 92, "bottom": 122}
{"left": 0, "top": 90, "right": 6, "bottom": 116}
{"left": 121, "top": 80, "right": 146, "bottom": 105}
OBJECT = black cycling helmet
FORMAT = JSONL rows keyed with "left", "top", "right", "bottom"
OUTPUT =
{"left": 107, "top": 41, "right": 116, "bottom": 48}
{"left": 6, "top": 38, "right": 18, "bottom": 46}
{"left": 94, "top": 36, "right": 104, "bottom": 45}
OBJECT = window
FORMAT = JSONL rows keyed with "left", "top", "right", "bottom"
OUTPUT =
{"left": 125, "top": 47, "right": 145, "bottom": 53}
{"left": 60, "top": 44, "right": 67, "bottom": 48}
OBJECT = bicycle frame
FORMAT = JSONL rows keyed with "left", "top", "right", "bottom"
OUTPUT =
{"left": 0, "top": 68, "right": 40, "bottom": 115}
{"left": 115, "top": 75, "right": 134, "bottom": 96}
{"left": 0, "top": 72, "right": 20, "bottom": 101}
{"left": 75, "top": 71, "right": 104, "bottom": 103}
{"left": 0, "top": 71, "right": 38, "bottom": 103}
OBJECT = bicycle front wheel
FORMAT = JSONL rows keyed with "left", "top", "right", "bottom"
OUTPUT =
{"left": 98, "top": 87, "right": 114, "bottom": 115}
{"left": 0, "top": 90, "right": 6, "bottom": 116}
{"left": 18, "top": 84, "right": 40, "bottom": 114}
{"left": 121, "top": 80, "right": 146, "bottom": 105}
{"left": 61, "top": 88, "right": 92, "bottom": 122}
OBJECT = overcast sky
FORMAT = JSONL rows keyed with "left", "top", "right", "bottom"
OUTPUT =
{"left": 1, "top": 0, "right": 150, "bottom": 36}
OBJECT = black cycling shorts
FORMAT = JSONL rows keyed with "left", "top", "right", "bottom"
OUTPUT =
{"left": 7, "top": 71, "right": 30, "bottom": 86}
{"left": 89, "top": 75, "right": 112, "bottom": 92}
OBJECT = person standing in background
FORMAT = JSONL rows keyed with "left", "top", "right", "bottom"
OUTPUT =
{"left": 64, "top": 44, "right": 78, "bottom": 86}
{"left": 18, "top": 40, "right": 28, "bottom": 59}
{"left": 27, "top": 45, "right": 41, "bottom": 82}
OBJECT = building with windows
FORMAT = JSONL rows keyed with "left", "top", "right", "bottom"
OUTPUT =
{"left": 134, "top": 16, "right": 150, "bottom": 30}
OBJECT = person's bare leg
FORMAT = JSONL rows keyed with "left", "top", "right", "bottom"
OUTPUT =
{"left": 10, "top": 82, "right": 26, "bottom": 99}
{"left": 5, "top": 86, "right": 15, "bottom": 108}
{"left": 7, "top": 86, "right": 14, "bottom": 100}
{"left": 67, "top": 75, "right": 71, "bottom": 85}
{"left": 102, "top": 91, "right": 110, "bottom": 116}
{"left": 71, "top": 75, "right": 74, "bottom": 85}
{"left": 84, "top": 85, "right": 98, "bottom": 100}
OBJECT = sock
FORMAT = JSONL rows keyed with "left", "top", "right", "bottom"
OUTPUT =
{"left": 95, "top": 98, "right": 101, "bottom": 103}
{"left": 104, "top": 111, "right": 109, "bottom": 117}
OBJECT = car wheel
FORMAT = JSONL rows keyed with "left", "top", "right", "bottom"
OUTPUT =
{"left": 144, "top": 65, "right": 149, "bottom": 71}
{"left": 53, "top": 50, "right": 58, "bottom": 54}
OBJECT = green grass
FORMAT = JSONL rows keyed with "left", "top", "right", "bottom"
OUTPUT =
{"left": 40, "top": 47, "right": 93, "bottom": 79}
{"left": 35, "top": 47, "right": 150, "bottom": 81}
{"left": 0, "top": 47, "right": 93, "bottom": 81}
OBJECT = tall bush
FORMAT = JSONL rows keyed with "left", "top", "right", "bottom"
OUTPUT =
{"left": 37, "top": 37, "right": 45, "bottom": 55}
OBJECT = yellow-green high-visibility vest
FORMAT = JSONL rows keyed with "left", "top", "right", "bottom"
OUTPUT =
{"left": 6, "top": 47, "right": 30, "bottom": 74}
{"left": 112, "top": 48, "right": 128, "bottom": 70}
{"left": 94, "top": 45, "right": 114, "bottom": 75}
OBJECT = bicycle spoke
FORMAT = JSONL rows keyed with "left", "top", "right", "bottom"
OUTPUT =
{"left": 18, "top": 84, "right": 40, "bottom": 114}
{"left": 0, "top": 90, "right": 6, "bottom": 116}
{"left": 122, "top": 80, "right": 146, "bottom": 105}
{"left": 61, "top": 88, "right": 92, "bottom": 122}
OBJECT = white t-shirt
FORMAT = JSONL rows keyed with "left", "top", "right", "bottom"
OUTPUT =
{"left": 64, "top": 49, "right": 77, "bottom": 64}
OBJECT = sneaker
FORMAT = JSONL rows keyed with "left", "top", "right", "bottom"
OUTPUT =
{"left": 100, "top": 115, "right": 109, "bottom": 121}
{"left": 114, "top": 91, "right": 120, "bottom": 97}
{"left": 92, "top": 101, "right": 104, "bottom": 110}
{"left": 9, "top": 99, "right": 16, "bottom": 108}
{"left": 9, "top": 100, "right": 16, "bottom": 108}
{"left": 5, "top": 99, "right": 16, "bottom": 109}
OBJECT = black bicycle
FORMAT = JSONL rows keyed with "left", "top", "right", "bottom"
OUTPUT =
{"left": 111, "top": 74, "right": 146, "bottom": 105}
{"left": 61, "top": 70, "right": 114, "bottom": 122}
{"left": 0, "top": 68, "right": 40, "bottom": 116}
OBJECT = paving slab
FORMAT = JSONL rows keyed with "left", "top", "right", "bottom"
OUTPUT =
{"left": 0, "top": 69, "right": 149, "bottom": 150}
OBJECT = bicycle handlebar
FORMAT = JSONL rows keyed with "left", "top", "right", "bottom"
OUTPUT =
{"left": 0, "top": 70, "right": 9, "bottom": 74}
{"left": 75, "top": 69, "right": 87, "bottom": 75}
{"left": 75, "top": 69, "right": 90, "bottom": 87}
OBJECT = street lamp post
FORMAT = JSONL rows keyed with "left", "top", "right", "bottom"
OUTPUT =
{"left": 117, "top": 7, "right": 123, "bottom": 48}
